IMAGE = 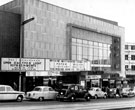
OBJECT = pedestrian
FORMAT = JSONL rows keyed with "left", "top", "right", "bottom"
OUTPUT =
{"left": 106, "top": 86, "right": 110, "bottom": 96}
{"left": 13, "top": 82, "right": 17, "bottom": 90}
{"left": 48, "top": 79, "right": 51, "bottom": 87}
{"left": 116, "top": 87, "right": 120, "bottom": 97}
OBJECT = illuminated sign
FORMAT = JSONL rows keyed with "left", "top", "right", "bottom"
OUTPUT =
{"left": 1, "top": 58, "right": 44, "bottom": 71}
{"left": 48, "top": 59, "right": 91, "bottom": 71}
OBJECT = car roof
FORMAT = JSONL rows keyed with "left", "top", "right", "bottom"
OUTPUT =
{"left": 0, "top": 85, "right": 11, "bottom": 87}
{"left": 34, "top": 86, "right": 51, "bottom": 88}
{"left": 123, "top": 87, "right": 130, "bottom": 89}
{"left": 91, "top": 87, "right": 100, "bottom": 89}
{"left": 63, "top": 84, "right": 81, "bottom": 86}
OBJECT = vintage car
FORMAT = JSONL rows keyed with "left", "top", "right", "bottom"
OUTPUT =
{"left": 88, "top": 87, "right": 107, "bottom": 99}
{"left": 56, "top": 84, "right": 91, "bottom": 101}
{"left": 0, "top": 85, "right": 24, "bottom": 102}
{"left": 131, "top": 87, "right": 135, "bottom": 95}
{"left": 121, "top": 87, "right": 135, "bottom": 97}
{"left": 108, "top": 88, "right": 117, "bottom": 98}
{"left": 26, "top": 86, "right": 58, "bottom": 101}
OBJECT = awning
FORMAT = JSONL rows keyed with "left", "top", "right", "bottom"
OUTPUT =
{"left": 26, "top": 71, "right": 62, "bottom": 77}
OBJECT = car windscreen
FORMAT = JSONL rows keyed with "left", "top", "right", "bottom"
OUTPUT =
{"left": 89, "top": 88, "right": 93, "bottom": 91}
{"left": 33, "top": 87, "right": 41, "bottom": 91}
{"left": 62, "top": 85, "right": 69, "bottom": 89}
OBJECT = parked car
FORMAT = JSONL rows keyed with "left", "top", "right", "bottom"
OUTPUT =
{"left": 0, "top": 85, "right": 24, "bottom": 102}
{"left": 88, "top": 87, "right": 107, "bottom": 99}
{"left": 131, "top": 87, "right": 135, "bottom": 95}
{"left": 56, "top": 84, "right": 91, "bottom": 101}
{"left": 26, "top": 86, "right": 58, "bottom": 101}
{"left": 121, "top": 87, "right": 135, "bottom": 97}
{"left": 108, "top": 88, "right": 117, "bottom": 98}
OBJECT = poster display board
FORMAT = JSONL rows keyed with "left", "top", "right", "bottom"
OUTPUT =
{"left": 1, "top": 58, "right": 44, "bottom": 71}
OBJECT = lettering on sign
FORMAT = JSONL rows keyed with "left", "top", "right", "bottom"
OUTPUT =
{"left": 1, "top": 58, "right": 44, "bottom": 71}
{"left": 49, "top": 60, "right": 91, "bottom": 71}
{"left": 86, "top": 75, "right": 101, "bottom": 79}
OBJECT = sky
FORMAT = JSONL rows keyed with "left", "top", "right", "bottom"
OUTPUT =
{"left": 0, "top": 0, "right": 135, "bottom": 43}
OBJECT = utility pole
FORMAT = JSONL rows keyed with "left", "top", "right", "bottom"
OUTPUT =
{"left": 19, "top": 17, "right": 35, "bottom": 91}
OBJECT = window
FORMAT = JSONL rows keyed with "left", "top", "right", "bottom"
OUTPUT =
{"left": 72, "top": 55, "right": 76, "bottom": 60}
{"left": 83, "top": 47, "right": 88, "bottom": 56}
{"left": 77, "top": 39, "right": 82, "bottom": 44}
{"left": 49, "top": 87, "right": 54, "bottom": 91}
{"left": 33, "top": 87, "right": 42, "bottom": 91}
{"left": 77, "top": 46, "right": 82, "bottom": 55}
{"left": 72, "top": 38, "right": 76, "bottom": 43}
{"left": 43, "top": 88, "right": 48, "bottom": 91}
{"left": 131, "top": 65, "right": 135, "bottom": 70}
{"left": 125, "top": 55, "right": 128, "bottom": 60}
{"left": 72, "top": 45, "right": 76, "bottom": 54}
{"left": 131, "top": 45, "right": 135, "bottom": 50}
{"left": 6, "top": 87, "right": 13, "bottom": 91}
{"left": 71, "top": 38, "right": 111, "bottom": 65}
{"left": 0, "top": 87, "right": 5, "bottom": 91}
{"left": 94, "top": 48, "right": 99, "bottom": 57}
{"left": 125, "top": 65, "right": 128, "bottom": 70}
{"left": 125, "top": 45, "right": 128, "bottom": 50}
{"left": 131, "top": 55, "right": 135, "bottom": 60}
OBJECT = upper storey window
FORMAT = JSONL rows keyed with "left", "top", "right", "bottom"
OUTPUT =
{"left": 131, "top": 45, "right": 135, "bottom": 50}
{"left": 125, "top": 45, "right": 128, "bottom": 50}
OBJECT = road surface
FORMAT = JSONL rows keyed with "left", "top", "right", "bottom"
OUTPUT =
{"left": 0, "top": 97, "right": 135, "bottom": 110}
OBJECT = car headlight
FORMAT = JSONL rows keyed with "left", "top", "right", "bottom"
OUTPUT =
{"left": 61, "top": 92, "right": 63, "bottom": 95}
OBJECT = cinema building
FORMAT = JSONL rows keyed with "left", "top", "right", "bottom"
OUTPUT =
{"left": 0, "top": 0, "right": 125, "bottom": 91}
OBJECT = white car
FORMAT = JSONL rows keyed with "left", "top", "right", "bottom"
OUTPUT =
{"left": 26, "top": 86, "right": 58, "bottom": 101}
{"left": 88, "top": 87, "right": 107, "bottom": 99}
{"left": 0, "top": 85, "right": 24, "bottom": 102}
{"left": 121, "top": 87, "right": 135, "bottom": 97}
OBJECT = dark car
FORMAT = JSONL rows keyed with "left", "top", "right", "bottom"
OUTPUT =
{"left": 56, "top": 84, "right": 91, "bottom": 101}
{"left": 108, "top": 88, "right": 117, "bottom": 98}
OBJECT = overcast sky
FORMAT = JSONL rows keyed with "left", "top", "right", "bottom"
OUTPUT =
{"left": 0, "top": 0, "right": 135, "bottom": 43}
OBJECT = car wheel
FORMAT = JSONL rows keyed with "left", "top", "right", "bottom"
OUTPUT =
{"left": 39, "top": 97, "right": 44, "bottom": 101}
{"left": 16, "top": 95, "right": 23, "bottom": 102}
{"left": 94, "top": 95, "right": 98, "bottom": 99}
{"left": 85, "top": 95, "right": 91, "bottom": 101}
{"left": 70, "top": 96, "right": 76, "bottom": 102}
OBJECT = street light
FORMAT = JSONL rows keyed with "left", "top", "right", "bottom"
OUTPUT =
{"left": 19, "top": 17, "right": 35, "bottom": 91}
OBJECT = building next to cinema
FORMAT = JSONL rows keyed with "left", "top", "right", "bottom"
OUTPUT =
{"left": 0, "top": 0, "right": 125, "bottom": 92}
{"left": 125, "top": 42, "right": 135, "bottom": 87}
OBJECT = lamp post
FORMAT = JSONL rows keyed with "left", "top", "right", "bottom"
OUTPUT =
{"left": 19, "top": 17, "right": 35, "bottom": 91}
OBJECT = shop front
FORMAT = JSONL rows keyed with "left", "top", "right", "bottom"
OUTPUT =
{"left": 25, "top": 71, "right": 61, "bottom": 91}
{"left": 1, "top": 58, "right": 91, "bottom": 91}
{"left": 1, "top": 58, "right": 46, "bottom": 91}
{"left": 85, "top": 71, "right": 124, "bottom": 89}
{"left": 48, "top": 59, "right": 91, "bottom": 87}
{"left": 85, "top": 71, "right": 103, "bottom": 89}
{"left": 0, "top": 71, "right": 21, "bottom": 90}
{"left": 102, "top": 72, "right": 123, "bottom": 89}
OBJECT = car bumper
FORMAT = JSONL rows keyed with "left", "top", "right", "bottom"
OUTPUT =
{"left": 26, "top": 96, "right": 38, "bottom": 100}
{"left": 56, "top": 95, "right": 68, "bottom": 100}
{"left": 122, "top": 93, "right": 134, "bottom": 97}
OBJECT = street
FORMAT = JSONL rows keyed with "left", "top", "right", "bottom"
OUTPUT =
{"left": 0, "top": 97, "right": 135, "bottom": 110}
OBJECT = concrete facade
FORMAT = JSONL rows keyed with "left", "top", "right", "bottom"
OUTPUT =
{"left": 0, "top": 0, "right": 125, "bottom": 77}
